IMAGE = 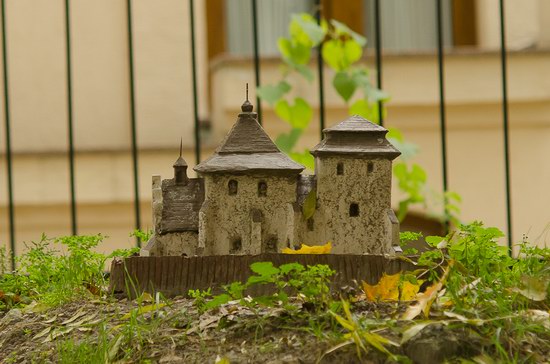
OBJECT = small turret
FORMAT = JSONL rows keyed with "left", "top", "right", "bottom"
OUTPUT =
{"left": 173, "top": 138, "right": 189, "bottom": 185}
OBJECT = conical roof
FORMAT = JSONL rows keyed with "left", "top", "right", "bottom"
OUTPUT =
{"left": 194, "top": 101, "right": 304, "bottom": 174}
{"left": 311, "top": 115, "right": 401, "bottom": 159}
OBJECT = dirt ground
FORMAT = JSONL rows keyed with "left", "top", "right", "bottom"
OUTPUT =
{"left": 0, "top": 297, "right": 547, "bottom": 363}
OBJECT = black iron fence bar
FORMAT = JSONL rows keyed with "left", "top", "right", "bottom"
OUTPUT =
{"left": 499, "top": 0, "right": 513, "bottom": 254}
{"left": 251, "top": 0, "right": 262, "bottom": 123}
{"left": 315, "top": 0, "right": 325, "bottom": 139}
{"left": 436, "top": 0, "right": 449, "bottom": 233}
{"left": 1, "top": 0, "right": 15, "bottom": 270}
{"left": 189, "top": 0, "right": 200, "bottom": 165}
{"left": 374, "top": 0, "right": 383, "bottom": 127}
{"left": 64, "top": 0, "right": 77, "bottom": 236}
{"left": 126, "top": 0, "right": 141, "bottom": 246}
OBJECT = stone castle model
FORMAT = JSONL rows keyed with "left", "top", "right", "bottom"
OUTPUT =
{"left": 142, "top": 98, "right": 401, "bottom": 257}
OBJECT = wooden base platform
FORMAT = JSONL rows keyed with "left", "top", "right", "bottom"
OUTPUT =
{"left": 109, "top": 254, "right": 415, "bottom": 298}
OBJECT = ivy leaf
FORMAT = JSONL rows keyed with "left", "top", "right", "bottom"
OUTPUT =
{"left": 279, "top": 262, "right": 305, "bottom": 274}
{"left": 275, "top": 128, "right": 302, "bottom": 153}
{"left": 321, "top": 39, "right": 341, "bottom": 71}
{"left": 333, "top": 71, "right": 357, "bottom": 102}
{"left": 274, "top": 98, "right": 312, "bottom": 129}
{"left": 293, "top": 63, "right": 314, "bottom": 82}
{"left": 343, "top": 39, "right": 363, "bottom": 65}
{"left": 257, "top": 81, "right": 291, "bottom": 105}
{"left": 302, "top": 187, "right": 317, "bottom": 219}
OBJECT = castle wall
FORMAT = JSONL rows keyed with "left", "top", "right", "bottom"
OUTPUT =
{"left": 310, "top": 156, "right": 395, "bottom": 254}
{"left": 200, "top": 174, "right": 297, "bottom": 255}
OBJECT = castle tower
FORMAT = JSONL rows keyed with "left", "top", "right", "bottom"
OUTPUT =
{"left": 310, "top": 115, "right": 401, "bottom": 254}
{"left": 194, "top": 100, "right": 304, "bottom": 255}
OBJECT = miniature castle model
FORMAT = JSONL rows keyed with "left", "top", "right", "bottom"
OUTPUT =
{"left": 142, "top": 98, "right": 401, "bottom": 257}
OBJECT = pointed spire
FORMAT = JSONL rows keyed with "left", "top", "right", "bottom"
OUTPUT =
{"left": 173, "top": 138, "right": 189, "bottom": 185}
{"left": 241, "top": 83, "right": 253, "bottom": 113}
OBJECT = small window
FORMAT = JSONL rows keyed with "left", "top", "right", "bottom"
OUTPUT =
{"left": 230, "top": 237, "right": 242, "bottom": 254}
{"left": 258, "top": 181, "right": 267, "bottom": 197}
{"left": 263, "top": 235, "right": 278, "bottom": 253}
{"left": 349, "top": 203, "right": 360, "bottom": 217}
{"left": 367, "top": 162, "right": 374, "bottom": 173}
{"left": 336, "top": 162, "right": 344, "bottom": 175}
{"left": 307, "top": 218, "right": 314, "bottom": 231}
{"left": 228, "top": 179, "right": 238, "bottom": 195}
{"left": 251, "top": 209, "right": 263, "bottom": 223}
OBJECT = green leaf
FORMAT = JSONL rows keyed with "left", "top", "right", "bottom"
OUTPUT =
{"left": 349, "top": 99, "right": 377, "bottom": 121}
{"left": 279, "top": 263, "right": 305, "bottom": 275}
{"left": 289, "top": 150, "right": 315, "bottom": 170}
{"left": 275, "top": 128, "right": 302, "bottom": 153}
{"left": 293, "top": 63, "right": 314, "bottom": 82}
{"left": 321, "top": 39, "right": 341, "bottom": 71}
{"left": 278, "top": 38, "right": 311, "bottom": 65}
{"left": 331, "top": 19, "right": 367, "bottom": 46}
{"left": 302, "top": 188, "right": 317, "bottom": 219}
{"left": 257, "top": 81, "right": 291, "bottom": 105}
{"left": 343, "top": 40, "right": 363, "bottom": 66}
{"left": 291, "top": 14, "right": 325, "bottom": 46}
{"left": 425, "top": 236, "right": 445, "bottom": 248}
{"left": 274, "top": 98, "right": 312, "bottom": 129}
{"left": 205, "top": 294, "right": 230, "bottom": 309}
{"left": 333, "top": 72, "right": 357, "bottom": 102}
{"left": 250, "top": 262, "right": 279, "bottom": 277}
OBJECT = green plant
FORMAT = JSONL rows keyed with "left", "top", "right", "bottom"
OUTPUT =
{"left": 193, "top": 262, "right": 335, "bottom": 314}
{"left": 257, "top": 13, "right": 458, "bottom": 223}
{"left": 0, "top": 234, "right": 108, "bottom": 309}
{"left": 130, "top": 229, "right": 153, "bottom": 242}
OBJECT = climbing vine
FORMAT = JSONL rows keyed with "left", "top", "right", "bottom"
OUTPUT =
{"left": 258, "top": 14, "right": 459, "bottom": 223}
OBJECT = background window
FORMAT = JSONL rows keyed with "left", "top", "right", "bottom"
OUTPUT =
{"left": 337, "top": 162, "right": 344, "bottom": 175}
{"left": 258, "top": 181, "right": 267, "bottom": 197}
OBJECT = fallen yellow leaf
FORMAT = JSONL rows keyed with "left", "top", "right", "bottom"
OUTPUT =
{"left": 402, "top": 260, "right": 454, "bottom": 320}
{"left": 282, "top": 241, "right": 332, "bottom": 254}
{"left": 362, "top": 272, "right": 422, "bottom": 302}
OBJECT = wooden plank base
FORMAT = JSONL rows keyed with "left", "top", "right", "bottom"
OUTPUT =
{"left": 109, "top": 254, "right": 415, "bottom": 298}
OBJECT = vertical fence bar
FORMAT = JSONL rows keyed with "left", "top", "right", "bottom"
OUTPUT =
{"left": 1, "top": 0, "right": 14, "bottom": 269}
{"left": 64, "top": 0, "right": 77, "bottom": 236}
{"left": 126, "top": 0, "right": 141, "bottom": 246}
{"left": 436, "top": 0, "right": 449, "bottom": 233}
{"left": 315, "top": 0, "right": 325, "bottom": 139}
{"left": 374, "top": 0, "right": 383, "bottom": 127}
{"left": 251, "top": 0, "right": 262, "bottom": 123}
{"left": 499, "top": 0, "right": 513, "bottom": 254}
{"left": 189, "top": 0, "right": 200, "bottom": 164}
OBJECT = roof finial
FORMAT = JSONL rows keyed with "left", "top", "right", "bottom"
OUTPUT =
{"left": 241, "top": 83, "right": 253, "bottom": 112}
{"left": 179, "top": 137, "right": 183, "bottom": 158}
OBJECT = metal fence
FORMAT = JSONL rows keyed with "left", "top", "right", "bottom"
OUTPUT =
{"left": 1, "top": 0, "right": 513, "bottom": 269}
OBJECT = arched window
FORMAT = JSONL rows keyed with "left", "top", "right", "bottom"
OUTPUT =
{"left": 349, "top": 203, "right": 360, "bottom": 217}
{"left": 336, "top": 162, "right": 344, "bottom": 175}
{"left": 258, "top": 181, "right": 267, "bottom": 197}
{"left": 367, "top": 161, "right": 374, "bottom": 173}
{"left": 228, "top": 180, "right": 238, "bottom": 195}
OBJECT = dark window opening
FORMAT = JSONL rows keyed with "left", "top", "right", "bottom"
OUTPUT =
{"left": 228, "top": 179, "right": 238, "bottom": 195}
{"left": 336, "top": 162, "right": 344, "bottom": 175}
{"left": 307, "top": 218, "right": 314, "bottom": 231}
{"left": 349, "top": 203, "right": 360, "bottom": 217}
{"left": 263, "top": 235, "right": 278, "bottom": 253}
{"left": 258, "top": 181, "right": 267, "bottom": 197}
{"left": 230, "top": 237, "right": 242, "bottom": 254}
{"left": 367, "top": 162, "right": 374, "bottom": 173}
{"left": 251, "top": 209, "right": 263, "bottom": 223}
